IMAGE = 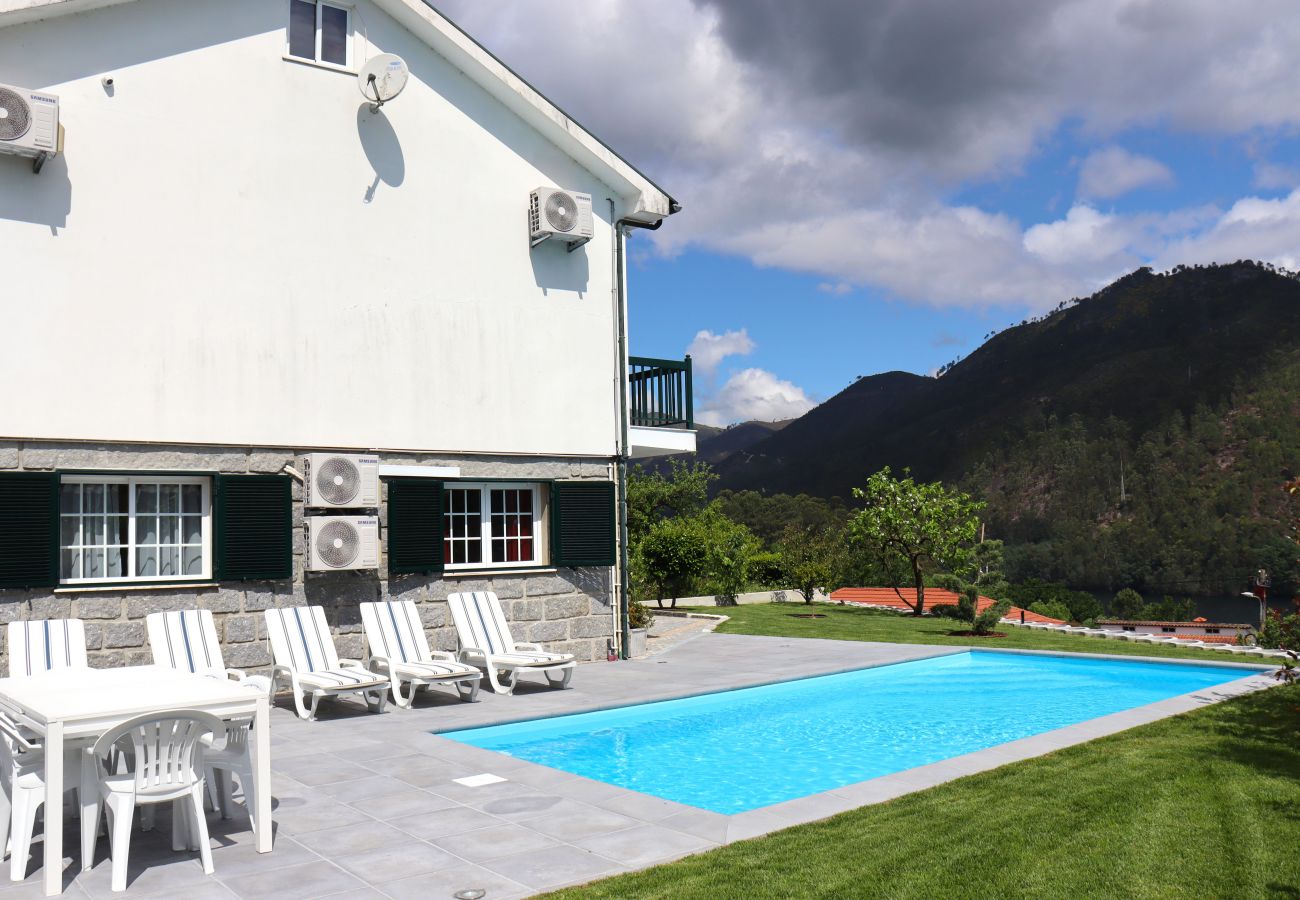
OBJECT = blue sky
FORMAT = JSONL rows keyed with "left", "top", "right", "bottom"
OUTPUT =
{"left": 439, "top": 0, "right": 1300, "bottom": 424}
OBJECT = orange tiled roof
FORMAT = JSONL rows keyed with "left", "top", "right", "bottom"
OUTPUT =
{"left": 828, "top": 587, "right": 1067, "bottom": 625}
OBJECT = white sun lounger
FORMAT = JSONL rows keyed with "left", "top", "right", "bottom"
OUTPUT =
{"left": 360, "top": 601, "right": 481, "bottom": 708}
{"left": 263, "top": 607, "right": 389, "bottom": 720}
{"left": 447, "top": 591, "right": 576, "bottom": 695}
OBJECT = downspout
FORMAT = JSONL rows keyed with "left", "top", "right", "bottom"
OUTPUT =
{"left": 610, "top": 201, "right": 664, "bottom": 659}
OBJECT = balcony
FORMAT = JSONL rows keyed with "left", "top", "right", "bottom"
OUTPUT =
{"left": 627, "top": 355, "right": 697, "bottom": 458}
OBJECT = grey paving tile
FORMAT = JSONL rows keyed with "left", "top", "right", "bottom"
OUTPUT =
{"left": 389, "top": 806, "right": 502, "bottom": 841}
{"left": 222, "top": 860, "right": 366, "bottom": 900}
{"left": 206, "top": 835, "right": 320, "bottom": 878}
{"left": 272, "top": 753, "right": 377, "bottom": 787}
{"left": 378, "top": 863, "right": 530, "bottom": 900}
{"left": 519, "top": 799, "right": 641, "bottom": 842}
{"left": 658, "top": 808, "right": 731, "bottom": 844}
{"left": 573, "top": 823, "right": 717, "bottom": 867}
{"left": 293, "top": 820, "right": 414, "bottom": 858}
{"left": 724, "top": 809, "right": 799, "bottom": 843}
{"left": 762, "top": 790, "right": 862, "bottom": 824}
{"left": 432, "top": 823, "right": 563, "bottom": 863}
{"left": 459, "top": 787, "right": 572, "bottom": 822}
{"left": 271, "top": 796, "right": 374, "bottom": 835}
{"left": 480, "top": 844, "right": 626, "bottom": 891}
{"left": 349, "top": 787, "right": 459, "bottom": 820}
{"left": 314, "top": 889, "right": 389, "bottom": 900}
{"left": 313, "top": 774, "right": 414, "bottom": 804}
{"left": 330, "top": 842, "right": 461, "bottom": 884}
{"left": 376, "top": 754, "right": 480, "bottom": 789}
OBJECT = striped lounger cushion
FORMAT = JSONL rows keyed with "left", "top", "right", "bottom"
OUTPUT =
{"left": 391, "top": 660, "right": 480, "bottom": 679}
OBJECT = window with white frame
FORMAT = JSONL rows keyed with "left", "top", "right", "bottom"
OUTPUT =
{"left": 443, "top": 484, "right": 543, "bottom": 569}
{"left": 286, "top": 0, "right": 352, "bottom": 69}
{"left": 59, "top": 476, "right": 211, "bottom": 584}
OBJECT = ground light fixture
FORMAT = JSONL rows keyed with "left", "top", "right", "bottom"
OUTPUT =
{"left": 453, "top": 890, "right": 487, "bottom": 899}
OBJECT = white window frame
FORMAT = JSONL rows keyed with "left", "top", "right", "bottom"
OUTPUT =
{"left": 59, "top": 475, "right": 212, "bottom": 585}
{"left": 443, "top": 483, "right": 544, "bottom": 571}
{"left": 284, "top": 0, "right": 355, "bottom": 73}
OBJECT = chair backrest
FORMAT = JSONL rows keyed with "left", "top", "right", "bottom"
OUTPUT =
{"left": 7, "top": 619, "right": 88, "bottom": 677}
{"left": 263, "top": 606, "right": 342, "bottom": 673}
{"left": 93, "top": 710, "right": 223, "bottom": 796}
{"left": 447, "top": 591, "right": 517, "bottom": 656}
{"left": 147, "top": 609, "right": 226, "bottom": 677}
{"left": 360, "top": 600, "right": 434, "bottom": 665}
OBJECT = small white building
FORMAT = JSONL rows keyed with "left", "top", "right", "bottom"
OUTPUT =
{"left": 0, "top": 0, "right": 695, "bottom": 668}
{"left": 1095, "top": 620, "right": 1255, "bottom": 645}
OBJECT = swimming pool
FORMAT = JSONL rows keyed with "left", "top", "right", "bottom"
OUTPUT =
{"left": 442, "top": 650, "right": 1252, "bottom": 814}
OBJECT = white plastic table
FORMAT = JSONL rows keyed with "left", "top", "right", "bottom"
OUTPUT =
{"left": 0, "top": 665, "right": 272, "bottom": 895}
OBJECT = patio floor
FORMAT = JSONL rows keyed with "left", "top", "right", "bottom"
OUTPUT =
{"left": 2, "top": 634, "right": 1276, "bottom": 899}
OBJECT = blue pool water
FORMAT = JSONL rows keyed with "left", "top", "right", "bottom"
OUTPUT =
{"left": 442, "top": 650, "right": 1249, "bottom": 814}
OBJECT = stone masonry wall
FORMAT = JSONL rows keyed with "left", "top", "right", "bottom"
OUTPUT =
{"left": 0, "top": 440, "right": 616, "bottom": 673}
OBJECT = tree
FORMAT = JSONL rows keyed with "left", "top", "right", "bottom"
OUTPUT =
{"left": 700, "top": 509, "right": 760, "bottom": 607}
{"left": 627, "top": 460, "right": 714, "bottom": 546}
{"left": 1029, "top": 600, "right": 1073, "bottom": 622}
{"left": 846, "top": 468, "right": 984, "bottom": 616}
{"left": 777, "top": 525, "right": 841, "bottom": 604}
{"left": 1111, "top": 588, "right": 1144, "bottom": 620}
{"left": 1140, "top": 595, "right": 1196, "bottom": 622}
{"left": 638, "top": 515, "right": 710, "bottom": 609}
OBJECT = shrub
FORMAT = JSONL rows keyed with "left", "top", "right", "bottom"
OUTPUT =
{"left": 1111, "top": 588, "right": 1144, "bottom": 620}
{"left": 627, "top": 601, "right": 653, "bottom": 630}
{"left": 930, "top": 603, "right": 962, "bottom": 619}
{"left": 1029, "top": 600, "right": 1073, "bottom": 622}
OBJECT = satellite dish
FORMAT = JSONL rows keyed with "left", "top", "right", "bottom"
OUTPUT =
{"left": 359, "top": 54, "right": 409, "bottom": 109}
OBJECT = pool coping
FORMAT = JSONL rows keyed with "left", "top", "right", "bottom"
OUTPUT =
{"left": 427, "top": 645, "right": 1281, "bottom": 855}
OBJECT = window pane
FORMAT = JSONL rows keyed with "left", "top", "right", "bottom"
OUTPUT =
{"left": 160, "top": 515, "right": 179, "bottom": 545}
{"left": 85, "top": 515, "right": 105, "bottom": 548}
{"left": 443, "top": 538, "right": 453, "bottom": 565}
{"left": 181, "top": 484, "right": 202, "bottom": 514}
{"left": 320, "top": 4, "right": 348, "bottom": 65}
{"left": 159, "top": 485, "right": 179, "bottom": 514}
{"left": 137, "top": 515, "right": 157, "bottom": 545}
{"left": 182, "top": 546, "right": 203, "bottom": 576}
{"left": 491, "top": 538, "right": 505, "bottom": 563}
{"left": 61, "top": 550, "right": 81, "bottom": 580}
{"left": 137, "top": 546, "right": 157, "bottom": 578}
{"left": 518, "top": 491, "right": 532, "bottom": 514}
{"left": 84, "top": 484, "right": 105, "bottom": 513}
{"left": 490, "top": 490, "right": 504, "bottom": 514}
{"left": 60, "top": 516, "right": 80, "bottom": 548}
{"left": 183, "top": 516, "right": 202, "bottom": 545}
{"left": 466, "top": 491, "right": 481, "bottom": 513}
{"left": 519, "top": 538, "right": 533, "bottom": 560}
{"left": 136, "top": 484, "right": 157, "bottom": 513}
{"left": 467, "top": 517, "right": 481, "bottom": 538}
{"left": 466, "top": 541, "right": 481, "bottom": 564}
{"left": 84, "top": 548, "right": 105, "bottom": 579}
{"left": 107, "top": 515, "right": 128, "bottom": 546}
{"left": 107, "top": 484, "right": 128, "bottom": 514}
{"left": 59, "top": 485, "right": 80, "bottom": 514}
{"left": 105, "top": 547, "right": 125, "bottom": 578}
{"left": 288, "top": 0, "right": 316, "bottom": 59}
{"left": 159, "top": 547, "right": 179, "bottom": 577}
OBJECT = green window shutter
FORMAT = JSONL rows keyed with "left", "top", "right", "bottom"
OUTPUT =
{"left": 551, "top": 481, "right": 616, "bottom": 567}
{"left": 385, "top": 478, "right": 444, "bottom": 575}
{"left": 0, "top": 472, "right": 59, "bottom": 589}
{"left": 214, "top": 475, "right": 292, "bottom": 581}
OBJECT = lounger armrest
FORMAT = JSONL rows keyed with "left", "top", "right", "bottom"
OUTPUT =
{"left": 514, "top": 642, "right": 543, "bottom": 652}
{"left": 225, "top": 668, "right": 247, "bottom": 682}
{"left": 427, "top": 650, "right": 459, "bottom": 663}
{"left": 338, "top": 658, "right": 368, "bottom": 670}
{"left": 367, "top": 654, "right": 396, "bottom": 673}
{"left": 458, "top": 647, "right": 488, "bottom": 663}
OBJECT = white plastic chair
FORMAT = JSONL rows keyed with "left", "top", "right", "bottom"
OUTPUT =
{"left": 263, "top": 607, "right": 389, "bottom": 720}
{"left": 87, "top": 711, "right": 222, "bottom": 893}
{"left": 146, "top": 610, "right": 263, "bottom": 835}
{"left": 360, "top": 601, "right": 482, "bottom": 708}
{"left": 447, "top": 591, "right": 576, "bottom": 695}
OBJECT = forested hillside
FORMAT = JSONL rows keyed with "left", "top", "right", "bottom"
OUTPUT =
{"left": 711, "top": 262, "right": 1300, "bottom": 597}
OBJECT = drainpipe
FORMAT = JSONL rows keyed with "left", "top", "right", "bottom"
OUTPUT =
{"left": 610, "top": 202, "right": 665, "bottom": 659}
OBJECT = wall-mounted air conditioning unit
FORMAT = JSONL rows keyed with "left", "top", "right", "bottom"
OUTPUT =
{"left": 302, "top": 453, "right": 379, "bottom": 509}
{"left": 0, "top": 83, "right": 60, "bottom": 172}
{"left": 529, "top": 186, "right": 593, "bottom": 251}
{"left": 307, "top": 515, "right": 380, "bottom": 571}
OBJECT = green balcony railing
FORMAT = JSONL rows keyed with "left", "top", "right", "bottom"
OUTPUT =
{"left": 629, "top": 355, "right": 693, "bottom": 429}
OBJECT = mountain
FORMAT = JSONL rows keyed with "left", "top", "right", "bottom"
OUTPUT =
{"left": 712, "top": 262, "right": 1300, "bottom": 596}
{"left": 716, "top": 263, "right": 1300, "bottom": 496}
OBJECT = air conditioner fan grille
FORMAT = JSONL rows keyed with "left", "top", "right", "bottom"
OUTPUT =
{"left": 0, "top": 88, "right": 32, "bottom": 142}
{"left": 315, "top": 457, "right": 361, "bottom": 506}
{"left": 315, "top": 520, "right": 361, "bottom": 568}
{"left": 544, "top": 191, "right": 578, "bottom": 233}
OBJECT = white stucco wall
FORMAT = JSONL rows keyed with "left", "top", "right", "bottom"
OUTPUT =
{"left": 0, "top": 0, "right": 633, "bottom": 458}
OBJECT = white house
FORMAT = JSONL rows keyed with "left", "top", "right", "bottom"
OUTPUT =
{"left": 0, "top": 0, "right": 694, "bottom": 669}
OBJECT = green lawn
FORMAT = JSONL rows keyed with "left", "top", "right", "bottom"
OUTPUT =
{"left": 683, "top": 601, "right": 1271, "bottom": 663}
{"left": 544, "top": 680, "right": 1300, "bottom": 900}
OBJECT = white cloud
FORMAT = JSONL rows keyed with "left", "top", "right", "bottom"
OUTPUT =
{"left": 1155, "top": 189, "right": 1300, "bottom": 272}
{"left": 818, "top": 281, "right": 853, "bottom": 296}
{"left": 685, "top": 328, "right": 756, "bottom": 375}
{"left": 1253, "top": 161, "right": 1300, "bottom": 190}
{"left": 434, "top": 0, "right": 1300, "bottom": 310}
{"left": 1077, "top": 146, "right": 1174, "bottom": 199}
{"left": 696, "top": 368, "right": 817, "bottom": 426}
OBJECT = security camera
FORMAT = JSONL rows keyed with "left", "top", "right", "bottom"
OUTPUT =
{"left": 101, "top": 76, "right": 114, "bottom": 88}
